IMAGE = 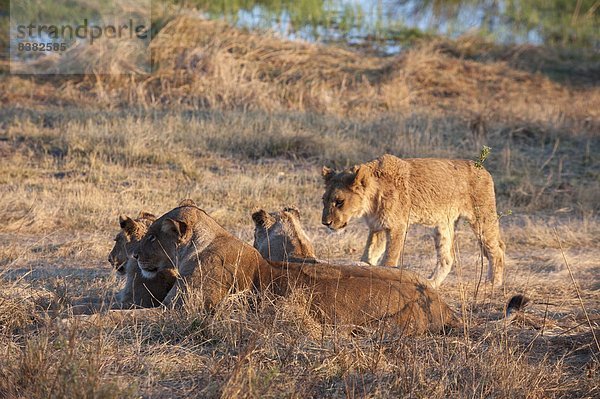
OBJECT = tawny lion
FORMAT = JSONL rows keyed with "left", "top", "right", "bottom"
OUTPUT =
{"left": 133, "top": 204, "right": 458, "bottom": 334}
{"left": 321, "top": 154, "right": 506, "bottom": 287}
{"left": 108, "top": 212, "right": 177, "bottom": 307}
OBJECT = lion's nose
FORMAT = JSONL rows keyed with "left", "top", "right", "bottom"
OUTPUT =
{"left": 132, "top": 253, "right": 139, "bottom": 260}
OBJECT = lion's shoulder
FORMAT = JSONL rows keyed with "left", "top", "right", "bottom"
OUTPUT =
{"left": 366, "top": 154, "right": 409, "bottom": 181}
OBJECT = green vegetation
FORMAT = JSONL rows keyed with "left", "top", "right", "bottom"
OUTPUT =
{"left": 502, "top": 0, "right": 599, "bottom": 47}
{"left": 182, "top": 0, "right": 599, "bottom": 48}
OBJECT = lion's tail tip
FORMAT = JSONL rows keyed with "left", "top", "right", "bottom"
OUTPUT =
{"left": 505, "top": 294, "right": 530, "bottom": 317}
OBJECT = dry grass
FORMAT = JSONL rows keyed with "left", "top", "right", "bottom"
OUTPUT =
{"left": 4, "top": 15, "right": 600, "bottom": 127}
{"left": 0, "top": 15, "right": 599, "bottom": 399}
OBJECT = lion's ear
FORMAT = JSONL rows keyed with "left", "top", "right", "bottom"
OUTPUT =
{"left": 252, "top": 210, "right": 274, "bottom": 228}
{"left": 137, "top": 211, "right": 156, "bottom": 221}
{"left": 178, "top": 199, "right": 197, "bottom": 207}
{"left": 321, "top": 166, "right": 335, "bottom": 182}
{"left": 119, "top": 215, "right": 137, "bottom": 235}
{"left": 161, "top": 218, "right": 189, "bottom": 241}
{"left": 283, "top": 206, "right": 300, "bottom": 218}
{"left": 351, "top": 166, "right": 369, "bottom": 190}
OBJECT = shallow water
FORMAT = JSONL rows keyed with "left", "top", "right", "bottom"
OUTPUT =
{"left": 195, "top": 0, "right": 598, "bottom": 52}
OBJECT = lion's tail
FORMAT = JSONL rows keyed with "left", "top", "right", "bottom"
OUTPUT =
{"left": 444, "top": 294, "right": 529, "bottom": 333}
{"left": 504, "top": 294, "right": 530, "bottom": 321}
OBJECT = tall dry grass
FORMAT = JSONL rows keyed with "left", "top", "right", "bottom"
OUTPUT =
{"left": 4, "top": 15, "right": 600, "bottom": 131}
{"left": 0, "top": 267, "right": 597, "bottom": 398}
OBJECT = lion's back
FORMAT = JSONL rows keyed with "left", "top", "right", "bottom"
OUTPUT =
{"left": 371, "top": 155, "right": 496, "bottom": 224}
{"left": 187, "top": 233, "right": 268, "bottom": 294}
{"left": 286, "top": 261, "right": 457, "bottom": 333}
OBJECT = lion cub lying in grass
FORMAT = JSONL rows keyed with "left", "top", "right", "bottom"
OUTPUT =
{"left": 133, "top": 204, "right": 458, "bottom": 334}
{"left": 108, "top": 212, "right": 177, "bottom": 308}
{"left": 321, "top": 154, "right": 506, "bottom": 288}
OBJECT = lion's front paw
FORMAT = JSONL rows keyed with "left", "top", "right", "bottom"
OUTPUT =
{"left": 427, "top": 277, "right": 441, "bottom": 289}
{"left": 360, "top": 255, "right": 375, "bottom": 266}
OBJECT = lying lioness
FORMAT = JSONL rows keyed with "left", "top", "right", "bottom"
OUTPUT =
{"left": 133, "top": 204, "right": 458, "bottom": 334}
{"left": 108, "top": 212, "right": 177, "bottom": 307}
{"left": 321, "top": 154, "right": 506, "bottom": 288}
{"left": 253, "top": 206, "right": 528, "bottom": 329}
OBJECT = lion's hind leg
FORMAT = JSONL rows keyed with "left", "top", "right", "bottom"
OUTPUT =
{"left": 469, "top": 214, "right": 505, "bottom": 287}
{"left": 429, "top": 223, "right": 456, "bottom": 288}
{"left": 484, "top": 236, "right": 505, "bottom": 286}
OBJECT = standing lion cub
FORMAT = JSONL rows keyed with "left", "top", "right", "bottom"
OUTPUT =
{"left": 321, "top": 154, "right": 505, "bottom": 287}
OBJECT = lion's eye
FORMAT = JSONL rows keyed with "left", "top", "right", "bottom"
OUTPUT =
{"left": 148, "top": 234, "right": 156, "bottom": 243}
{"left": 335, "top": 199, "right": 344, "bottom": 208}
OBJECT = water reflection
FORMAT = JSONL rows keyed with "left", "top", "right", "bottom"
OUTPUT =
{"left": 189, "top": 0, "right": 598, "bottom": 51}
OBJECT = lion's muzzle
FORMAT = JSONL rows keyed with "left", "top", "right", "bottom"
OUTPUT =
{"left": 321, "top": 211, "right": 334, "bottom": 229}
{"left": 136, "top": 259, "right": 157, "bottom": 273}
{"left": 322, "top": 215, "right": 347, "bottom": 231}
